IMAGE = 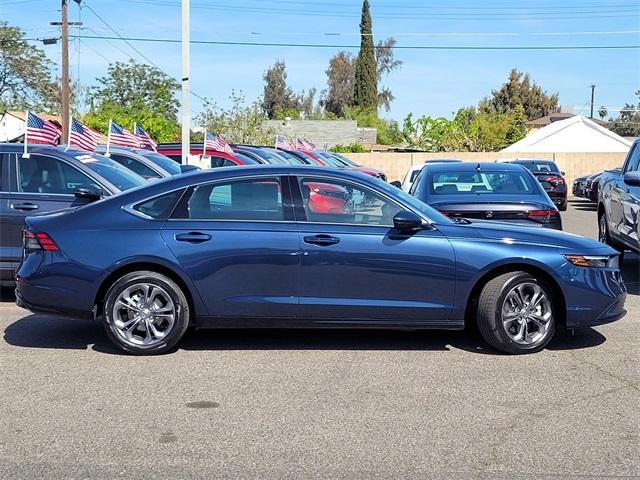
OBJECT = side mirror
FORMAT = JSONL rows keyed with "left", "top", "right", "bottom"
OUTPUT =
{"left": 74, "top": 185, "right": 102, "bottom": 202}
{"left": 393, "top": 211, "right": 423, "bottom": 232}
{"left": 623, "top": 172, "right": 640, "bottom": 187}
{"left": 389, "top": 180, "right": 402, "bottom": 189}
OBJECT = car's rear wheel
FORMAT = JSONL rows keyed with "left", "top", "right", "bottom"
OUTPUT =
{"left": 558, "top": 200, "right": 567, "bottom": 211}
{"left": 477, "top": 271, "right": 556, "bottom": 354}
{"left": 102, "top": 271, "right": 190, "bottom": 355}
{"left": 599, "top": 211, "right": 625, "bottom": 263}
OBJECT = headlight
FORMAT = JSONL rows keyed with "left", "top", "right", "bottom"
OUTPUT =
{"left": 564, "top": 254, "right": 619, "bottom": 268}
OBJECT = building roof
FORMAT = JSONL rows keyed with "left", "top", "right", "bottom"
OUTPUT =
{"left": 5, "top": 110, "right": 62, "bottom": 126}
{"left": 525, "top": 112, "right": 608, "bottom": 127}
{"left": 503, "top": 115, "right": 632, "bottom": 153}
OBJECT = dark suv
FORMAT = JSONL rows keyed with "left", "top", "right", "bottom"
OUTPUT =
{"left": 501, "top": 159, "right": 568, "bottom": 211}
{"left": 0, "top": 144, "right": 146, "bottom": 285}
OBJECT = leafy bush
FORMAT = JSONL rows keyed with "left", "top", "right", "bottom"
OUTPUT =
{"left": 331, "top": 143, "right": 367, "bottom": 153}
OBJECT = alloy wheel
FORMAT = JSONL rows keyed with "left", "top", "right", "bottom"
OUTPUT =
{"left": 501, "top": 282, "right": 553, "bottom": 346}
{"left": 112, "top": 283, "right": 176, "bottom": 347}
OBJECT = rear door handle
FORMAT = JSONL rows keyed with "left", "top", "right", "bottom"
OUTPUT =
{"left": 304, "top": 234, "right": 340, "bottom": 246}
{"left": 175, "top": 232, "right": 212, "bottom": 243}
{"left": 11, "top": 203, "right": 39, "bottom": 211}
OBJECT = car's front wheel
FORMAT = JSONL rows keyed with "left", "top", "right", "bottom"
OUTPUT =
{"left": 102, "top": 271, "right": 190, "bottom": 355}
{"left": 477, "top": 271, "right": 556, "bottom": 354}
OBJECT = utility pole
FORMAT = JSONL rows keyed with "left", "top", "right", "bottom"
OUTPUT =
{"left": 589, "top": 84, "right": 596, "bottom": 119}
{"left": 61, "top": 0, "right": 70, "bottom": 144}
{"left": 181, "top": 0, "right": 190, "bottom": 165}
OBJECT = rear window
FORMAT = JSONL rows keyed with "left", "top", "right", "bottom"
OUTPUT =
{"left": 514, "top": 161, "right": 560, "bottom": 173}
{"left": 76, "top": 154, "right": 147, "bottom": 191}
{"left": 140, "top": 152, "right": 182, "bottom": 175}
{"left": 134, "top": 190, "right": 183, "bottom": 219}
{"left": 430, "top": 171, "right": 536, "bottom": 195}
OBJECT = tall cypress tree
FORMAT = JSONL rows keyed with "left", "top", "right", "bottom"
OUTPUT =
{"left": 353, "top": 0, "right": 378, "bottom": 111}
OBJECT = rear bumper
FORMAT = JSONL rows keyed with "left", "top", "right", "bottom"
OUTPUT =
{"left": 15, "top": 279, "right": 94, "bottom": 320}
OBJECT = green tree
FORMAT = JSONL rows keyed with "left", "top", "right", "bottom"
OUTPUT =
{"left": 353, "top": 0, "right": 378, "bottom": 111}
{"left": 0, "top": 21, "right": 57, "bottom": 111}
{"left": 609, "top": 90, "right": 640, "bottom": 137}
{"left": 262, "top": 60, "right": 317, "bottom": 119}
{"left": 88, "top": 60, "right": 180, "bottom": 118}
{"left": 196, "top": 91, "right": 274, "bottom": 145}
{"left": 480, "top": 69, "right": 558, "bottom": 121}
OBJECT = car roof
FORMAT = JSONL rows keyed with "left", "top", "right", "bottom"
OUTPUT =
{"left": 425, "top": 162, "right": 527, "bottom": 173}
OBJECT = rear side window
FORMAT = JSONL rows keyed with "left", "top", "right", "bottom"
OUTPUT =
{"left": 17, "top": 154, "right": 100, "bottom": 194}
{"left": 134, "top": 190, "right": 183, "bottom": 219}
{"left": 187, "top": 177, "right": 284, "bottom": 221}
{"left": 208, "top": 155, "right": 237, "bottom": 168}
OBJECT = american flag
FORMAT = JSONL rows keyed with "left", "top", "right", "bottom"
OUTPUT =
{"left": 298, "top": 138, "right": 316, "bottom": 150}
{"left": 134, "top": 124, "right": 157, "bottom": 151}
{"left": 275, "top": 134, "right": 294, "bottom": 150}
{"left": 204, "top": 131, "right": 233, "bottom": 154}
{"left": 69, "top": 117, "right": 101, "bottom": 151}
{"left": 26, "top": 111, "right": 61, "bottom": 145}
{"left": 109, "top": 120, "right": 141, "bottom": 148}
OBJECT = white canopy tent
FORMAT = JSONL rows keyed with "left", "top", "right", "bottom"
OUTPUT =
{"left": 502, "top": 115, "right": 632, "bottom": 153}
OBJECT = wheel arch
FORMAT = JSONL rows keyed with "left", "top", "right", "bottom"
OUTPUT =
{"left": 464, "top": 262, "right": 567, "bottom": 329}
{"left": 94, "top": 258, "right": 204, "bottom": 320}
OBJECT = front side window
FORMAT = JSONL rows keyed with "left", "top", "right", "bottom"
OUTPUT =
{"left": 188, "top": 177, "right": 284, "bottom": 221}
{"left": 429, "top": 171, "right": 536, "bottom": 195}
{"left": 624, "top": 144, "right": 640, "bottom": 173}
{"left": 299, "top": 177, "right": 403, "bottom": 226}
{"left": 17, "top": 154, "right": 99, "bottom": 194}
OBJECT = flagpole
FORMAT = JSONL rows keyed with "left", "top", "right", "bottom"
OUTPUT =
{"left": 22, "top": 111, "right": 30, "bottom": 158}
{"left": 105, "top": 119, "right": 112, "bottom": 157}
{"left": 65, "top": 116, "right": 72, "bottom": 151}
{"left": 202, "top": 129, "right": 207, "bottom": 156}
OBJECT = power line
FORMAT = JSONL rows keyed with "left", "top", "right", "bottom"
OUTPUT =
{"left": 69, "top": 34, "right": 640, "bottom": 50}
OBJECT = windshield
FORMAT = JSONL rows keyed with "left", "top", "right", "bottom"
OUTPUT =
{"left": 233, "top": 153, "right": 260, "bottom": 165}
{"left": 375, "top": 178, "right": 452, "bottom": 224}
{"left": 140, "top": 152, "right": 182, "bottom": 175}
{"left": 331, "top": 152, "right": 359, "bottom": 167}
{"left": 270, "top": 149, "right": 307, "bottom": 164}
{"left": 430, "top": 170, "right": 537, "bottom": 195}
{"left": 75, "top": 153, "right": 147, "bottom": 191}
{"left": 314, "top": 152, "right": 346, "bottom": 167}
{"left": 242, "top": 148, "right": 287, "bottom": 164}
{"left": 513, "top": 161, "right": 560, "bottom": 174}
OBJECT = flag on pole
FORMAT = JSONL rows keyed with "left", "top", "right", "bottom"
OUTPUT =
{"left": 68, "top": 117, "right": 101, "bottom": 151}
{"left": 134, "top": 123, "right": 158, "bottom": 151}
{"left": 297, "top": 138, "right": 316, "bottom": 150}
{"left": 26, "top": 111, "right": 61, "bottom": 146}
{"left": 275, "top": 134, "right": 294, "bottom": 150}
{"left": 204, "top": 131, "right": 234, "bottom": 154}
{"left": 109, "top": 120, "right": 141, "bottom": 148}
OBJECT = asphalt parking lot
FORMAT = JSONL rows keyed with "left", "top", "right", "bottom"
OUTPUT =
{"left": 1, "top": 198, "right": 638, "bottom": 479}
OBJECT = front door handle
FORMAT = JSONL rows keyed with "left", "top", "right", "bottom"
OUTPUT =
{"left": 175, "top": 232, "right": 212, "bottom": 243}
{"left": 304, "top": 234, "right": 340, "bottom": 246}
{"left": 11, "top": 203, "right": 39, "bottom": 211}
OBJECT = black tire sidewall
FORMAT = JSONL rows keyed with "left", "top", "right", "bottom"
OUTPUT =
{"left": 102, "top": 271, "right": 190, "bottom": 355}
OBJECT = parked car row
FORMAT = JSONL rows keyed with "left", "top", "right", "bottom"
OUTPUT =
{"left": 156, "top": 143, "right": 387, "bottom": 181}
{"left": 573, "top": 171, "right": 615, "bottom": 203}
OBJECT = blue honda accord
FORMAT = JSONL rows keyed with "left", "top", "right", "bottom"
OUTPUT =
{"left": 15, "top": 166, "right": 626, "bottom": 355}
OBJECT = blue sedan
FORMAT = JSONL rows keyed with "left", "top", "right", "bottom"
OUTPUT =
{"left": 15, "top": 166, "right": 626, "bottom": 355}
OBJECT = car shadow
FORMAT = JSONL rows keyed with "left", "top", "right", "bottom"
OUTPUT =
{"left": 3, "top": 314, "right": 607, "bottom": 356}
{"left": 0, "top": 287, "right": 16, "bottom": 302}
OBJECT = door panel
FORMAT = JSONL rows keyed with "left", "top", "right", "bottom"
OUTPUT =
{"left": 161, "top": 175, "right": 300, "bottom": 318}
{"left": 297, "top": 224, "right": 456, "bottom": 323}
{"left": 293, "top": 175, "right": 456, "bottom": 324}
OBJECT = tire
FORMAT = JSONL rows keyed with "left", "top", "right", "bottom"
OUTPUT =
{"left": 477, "top": 271, "right": 556, "bottom": 354}
{"left": 599, "top": 211, "right": 625, "bottom": 263}
{"left": 558, "top": 201, "right": 567, "bottom": 212}
{"left": 102, "top": 271, "right": 190, "bottom": 355}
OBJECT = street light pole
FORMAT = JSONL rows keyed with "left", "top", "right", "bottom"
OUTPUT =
{"left": 61, "top": 0, "right": 70, "bottom": 144}
{"left": 181, "top": 0, "right": 190, "bottom": 165}
{"left": 589, "top": 84, "right": 596, "bottom": 119}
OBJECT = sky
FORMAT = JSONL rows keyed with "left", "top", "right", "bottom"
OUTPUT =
{"left": 2, "top": 0, "right": 640, "bottom": 123}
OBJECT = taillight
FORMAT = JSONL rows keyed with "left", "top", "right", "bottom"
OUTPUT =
{"left": 542, "top": 176, "right": 565, "bottom": 185}
{"left": 528, "top": 209, "right": 560, "bottom": 223}
{"left": 24, "top": 231, "right": 59, "bottom": 251}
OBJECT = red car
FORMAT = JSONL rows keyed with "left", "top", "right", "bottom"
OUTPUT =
{"left": 157, "top": 144, "right": 258, "bottom": 167}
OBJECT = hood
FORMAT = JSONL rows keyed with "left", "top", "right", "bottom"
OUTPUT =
{"left": 439, "top": 219, "right": 614, "bottom": 253}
